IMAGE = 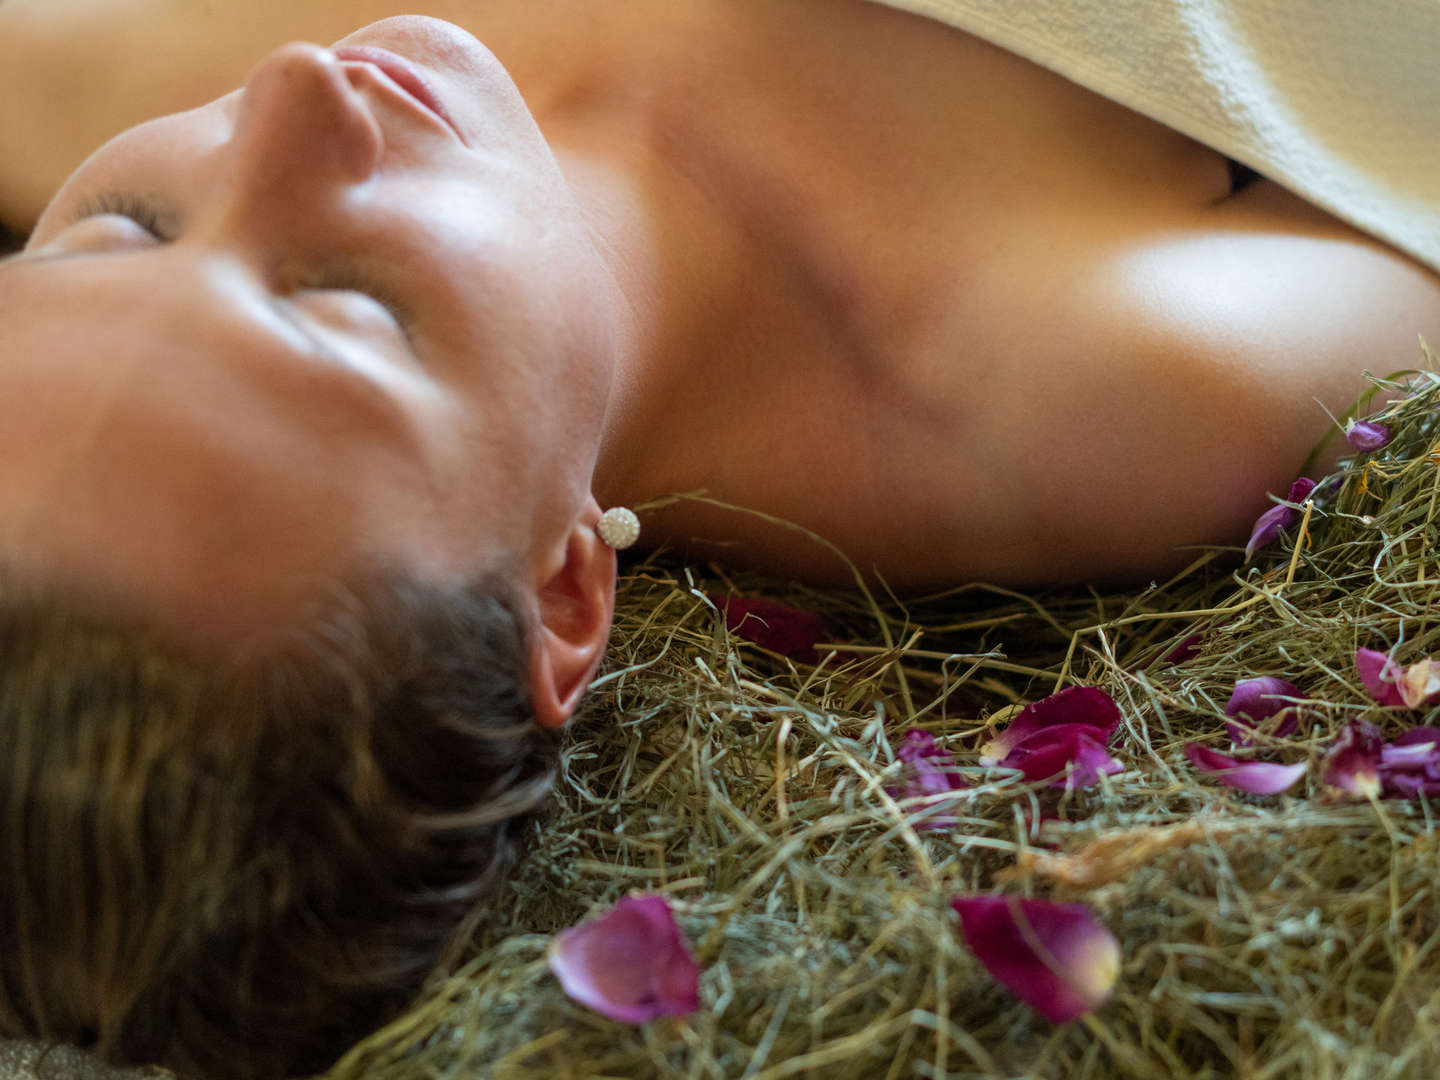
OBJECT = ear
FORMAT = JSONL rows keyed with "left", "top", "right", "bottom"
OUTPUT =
{"left": 527, "top": 501, "right": 617, "bottom": 728}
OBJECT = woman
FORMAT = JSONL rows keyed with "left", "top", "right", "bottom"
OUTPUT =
{"left": 0, "top": 1, "right": 1437, "bottom": 1076}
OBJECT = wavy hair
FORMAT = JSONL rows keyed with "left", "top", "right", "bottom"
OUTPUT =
{"left": 0, "top": 567, "right": 558, "bottom": 1078}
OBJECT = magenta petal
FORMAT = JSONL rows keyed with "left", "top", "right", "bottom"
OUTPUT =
{"left": 1224, "top": 676, "right": 1301, "bottom": 745}
{"left": 1162, "top": 634, "right": 1204, "bottom": 665}
{"left": 1244, "top": 504, "right": 1296, "bottom": 560}
{"left": 1383, "top": 771, "right": 1440, "bottom": 797}
{"left": 708, "top": 595, "right": 828, "bottom": 661}
{"left": 1002, "top": 728, "right": 1123, "bottom": 790}
{"left": 979, "top": 686, "right": 1121, "bottom": 765}
{"left": 952, "top": 896, "right": 1120, "bottom": 1024}
{"left": 1324, "top": 720, "right": 1385, "bottom": 798}
{"left": 1390, "top": 726, "right": 1440, "bottom": 751}
{"left": 1245, "top": 478, "right": 1316, "bottom": 560}
{"left": 1356, "top": 648, "right": 1407, "bottom": 707}
{"left": 1184, "top": 743, "right": 1306, "bottom": 794}
{"left": 1344, "top": 418, "right": 1392, "bottom": 452}
{"left": 548, "top": 896, "right": 700, "bottom": 1023}
{"left": 887, "top": 730, "right": 969, "bottom": 829}
{"left": 1379, "top": 727, "right": 1440, "bottom": 797}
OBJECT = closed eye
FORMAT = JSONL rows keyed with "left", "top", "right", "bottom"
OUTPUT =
{"left": 72, "top": 191, "right": 172, "bottom": 240}
{"left": 69, "top": 190, "right": 418, "bottom": 343}
{"left": 301, "top": 267, "right": 418, "bottom": 343}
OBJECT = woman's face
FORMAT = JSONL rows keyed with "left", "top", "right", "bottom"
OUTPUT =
{"left": 0, "top": 17, "right": 620, "bottom": 642}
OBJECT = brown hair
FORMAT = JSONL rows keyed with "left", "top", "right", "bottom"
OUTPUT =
{"left": 0, "top": 221, "right": 24, "bottom": 256}
{"left": 0, "top": 567, "right": 559, "bottom": 1078}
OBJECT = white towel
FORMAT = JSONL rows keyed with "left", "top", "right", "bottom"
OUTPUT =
{"left": 870, "top": 0, "right": 1440, "bottom": 276}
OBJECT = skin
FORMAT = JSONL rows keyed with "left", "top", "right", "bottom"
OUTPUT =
{"left": 1, "top": 1, "right": 1438, "bottom": 722}
{"left": 0, "top": 19, "right": 628, "bottom": 723}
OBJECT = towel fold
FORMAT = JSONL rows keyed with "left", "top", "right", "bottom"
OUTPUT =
{"left": 871, "top": 0, "right": 1440, "bottom": 276}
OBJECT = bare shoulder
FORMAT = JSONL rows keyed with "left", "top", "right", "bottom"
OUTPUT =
{"left": 896, "top": 183, "right": 1440, "bottom": 586}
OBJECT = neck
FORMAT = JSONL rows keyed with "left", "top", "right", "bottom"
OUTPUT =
{"left": 540, "top": 107, "right": 745, "bottom": 511}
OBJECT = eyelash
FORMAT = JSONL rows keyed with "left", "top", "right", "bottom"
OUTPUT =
{"left": 73, "top": 191, "right": 417, "bottom": 339}
{"left": 305, "top": 268, "right": 418, "bottom": 340}
{"left": 74, "top": 191, "right": 168, "bottom": 238}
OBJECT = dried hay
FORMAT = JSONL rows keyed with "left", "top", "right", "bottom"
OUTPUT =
{"left": 324, "top": 347, "right": 1440, "bottom": 1080}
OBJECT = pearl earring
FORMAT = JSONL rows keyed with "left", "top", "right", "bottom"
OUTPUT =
{"left": 596, "top": 507, "right": 640, "bottom": 550}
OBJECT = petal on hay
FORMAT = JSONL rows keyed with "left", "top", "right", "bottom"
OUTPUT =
{"left": 1379, "top": 727, "right": 1440, "bottom": 797}
{"left": 979, "top": 686, "right": 1121, "bottom": 766}
{"left": 1356, "top": 648, "right": 1407, "bottom": 707}
{"left": 1244, "top": 477, "right": 1316, "bottom": 560}
{"left": 708, "top": 595, "right": 828, "bottom": 660}
{"left": 1344, "top": 418, "right": 1392, "bottom": 452}
{"left": 1225, "top": 676, "right": 1301, "bottom": 745}
{"left": 1323, "top": 720, "right": 1385, "bottom": 798}
{"left": 952, "top": 896, "right": 1120, "bottom": 1024}
{"left": 1002, "top": 726, "right": 1123, "bottom": 790}
{"left": 548, "top": 895, "right": 701, "bottom": 1023}
{"left": 1184, "top": 743, "right": 1307, "bottom": 795}
{"left": 1398, "top": 659, "right": 1440, "bottom": 709}
{"left": 887, "top": 730, "right": 970, "bottom": 828}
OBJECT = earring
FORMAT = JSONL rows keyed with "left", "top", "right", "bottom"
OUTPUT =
{"left": 596, "top": 506, "right": 641, "bottom": 550}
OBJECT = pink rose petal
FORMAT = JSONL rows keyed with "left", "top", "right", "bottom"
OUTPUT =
{"left": 952, "top": 896, "right": 1120, "bottom": 1024}
{"left": 1162, "top": 634, "right": 1204, "bottom": 665}
{"left": 1356, "top": 648, "right": 1407, "bottom": 707}
{"left": 979, "top": 686, "right": 1121, "bottom": 766}
{"left": 1002, "top": 726, "right": 1123, "bottom": 790}
{"left": 1389, "top": 726, "right": 1440, "bottom": 751}
{"left": 708, "top": 595, "right": 828, "bottom": 661}
{"left": 1184, "top": 743, "right": 1307, "bottom": 795}
{"left": 1244, "top": 478, "right": 1316, "bottom": 560}
{"left": 886, "top": 729, "right": 970, "bottom": 829}
{"left": 1378, "top": 727, "right": 1440, "bottom": 797}
{"left": 1344, "top": 418, "right": 1392, "bottom": 452}
{"left": 548, "top": 895, "right": 700, "bottom": 1023}
{"left": 1323, "top": 720, "right": 1385, "bottom": 798}
{"left": 1224, "top": 676, "right": 1301, "bottom": 745}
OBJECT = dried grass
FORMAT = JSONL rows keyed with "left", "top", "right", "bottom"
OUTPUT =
{"left": 324, "top": 348, "right": 1440, "bottom": 1080}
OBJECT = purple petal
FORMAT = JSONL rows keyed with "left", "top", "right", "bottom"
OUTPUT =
{"left": 1162, "top": 634, "right": 1204, "bottom": 665}
{"left": 1002, "top": 728, "right": 1123, "bottom": 790}
{"left": 1224, "top": 677, "right": 1301, "bottom": 745}
{"left": 1245, "top": 479, "right": 1316, "bottom": 560}
{"left": 1344, "top": 418, "right": 1393, "bottom": 452}
{"left": 1356, "top": 648, "right": 1407, "bottom": 707}
{"left": 1379, "top": 727, "right": 1440, "bottom": 797}
{"left": 708, "top": 595, "right": 828, "bottom": 661}
{"left": 979, "top": 686, "right": 1121, "bottom": 765}
{"left": 952, "top": 896, "right": 1120, "bottom": 1024}
{"left": 548, "top": 896, "right": 700, "bottom": 1023}
{"left": 1390, "top": 726, "right": 1440, "bottom": 751}
{"left": 1244, "top": 504, "right": 1297, "bottom": 560}
{"left": 1184, "top": 743, "right": 1307, "bottom": 795}
{"left": 887, "top": 730, "right": 969, "bottom": 829}
{"left": 1323, "top": 720, "right": 1385, "bottom": 798}
{"left": 1382, "top": 771, "right": 1440, "bottom": 797}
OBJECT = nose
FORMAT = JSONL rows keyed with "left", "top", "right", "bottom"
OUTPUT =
{"left": 226, "top": 43, "right": 383, "bottom": 204}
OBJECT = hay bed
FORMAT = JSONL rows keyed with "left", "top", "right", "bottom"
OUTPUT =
{"left": 327, "top": 352, "right": 1440, "bottom": 1080}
